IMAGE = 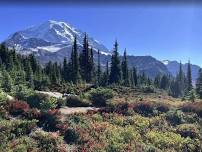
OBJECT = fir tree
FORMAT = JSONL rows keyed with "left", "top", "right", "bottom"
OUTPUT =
{"left": 97, "top": 50, "right": 101, "bottom": 85}
{"left": 196, "top": 68, "right": 202, "bottom": 99}
{"left": 26, "top": 61, "right": 34, "bottom": 88}
{"left": 109, "top": 40, "right": 122, "bottom": 84}
{"left": 154, "top": 74, "right": 161, "bottom": 88}
{"left": 72, "top": 36, "right": 81, "bottom": 83}
{"left": 160, "top": 75, "right": 169, "bottom": 90}
{"left": 186, "top": 60, "right": 192, "bottom": 93}
{"left": 169, "top": 79, "right": 181, "bottom": 98}
{"left": 79, "top": 33, "right": 91, "bottom": 82}
{"left": 132, "top": 67, "right": 138, "bottom": 86}
{"left": 2, "top": 70, "right": 12, "bottom": 92}
{"left": 176, "top": 61, "right": 185, "bottom": 97}
{"left": 121, "top": 49, "right": 129, "bottom": 86}
{"left": 63, "top": 58, "right": 69, "bottom": 82}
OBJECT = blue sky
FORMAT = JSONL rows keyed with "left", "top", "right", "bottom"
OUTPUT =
{"left": 0, "top": 4, "right": 202, "bottom": 66}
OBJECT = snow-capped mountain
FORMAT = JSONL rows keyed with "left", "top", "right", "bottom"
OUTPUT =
{"left": 3, "top": 20, "right": 171, "bottom": 78}
{"left": 4, "top": 20, "right": 110, "bottom": 56}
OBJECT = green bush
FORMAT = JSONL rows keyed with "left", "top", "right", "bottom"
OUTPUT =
{"left": 0, "top": 91, "right": 8, "bottom": 118}
{"left": 66, "top": 96, "right": 89, "bottom": 107}
{"left": 146, "top": 131, "right": 186, "bottom": 151}
{"left": 64, "top": 128, "right": 80, "bottom": 144}
{"left": 0, "top": 119, "right": 37, "bottom": 141}
{"left": 176, "top": 124, "right": 199, "bottom": 139}
{"left": 0, "top": 90, "right": 8, "bottom": 104}
{"left": 141, "top": 85, "right": 155, "bottom": 93}
{"left": 12, "top": 85, "right": 34, "bottom": 101}
{"left": 32, "top": 130, "right": 65, "bottom": 152}
{"left": 7, "top": 136, "right": 38, "bottom": 152}
{"left": 166, "top": 110, "right": 185, "bottom": 126}
{"left": 27, "top": 93, "right": 57, "bottom": 110}
{"left": 88, "top": 88, "right": 114, "bottom": 107}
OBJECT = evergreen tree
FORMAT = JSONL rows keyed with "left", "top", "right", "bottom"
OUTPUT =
{"left": 100, "top": 61, "right": 109, "bottom": 86}
{"left": 176, "top": 61, "right": 185, "bottom": 97}
{"left": 29, "top": 54, "right": 38, "bottom": 73}
{"left": 169, "top": 79, "right": 181, "bottom": 98}
{"left": 196, "top": 68, "right": 202, "bottom": 99}
{"left": 69, "top": 36, "right": 81, "bottom": 83}
{"left": 89, "top": 47, "right": 95, "bottom": 82}
{"left": 97, "top": 50, "right": 101, "bottom": 85}
{"left": 63, "top": 58, "right": 69, "bottom": 82}
{"left": 132, "top": 67, "right": 138, "bottom": 86}
{"left": 139, "top": 72, "right": 147, "bottom": 85}
{"left": 154, "top": 74, "right": 161, "bottom": 88}
{"left": 106, "top": 61, "right": 109, "bottom": 78}
{"left": 186, "top": 60, "right": 192, "bottom": 93}
{"left": 160, "top": 75, "right": 169, "bottom": 90}
{"left": 79, "top": 33, "right": 93, "bottom": 82}
{"left": 121, "top": 49, "right": 129, "bottom": 86}
{"left": 129, "top": 69, "right": 134, "bottom": 87}
{"left": 26, "top": 62, "right": 34, "bottom": 88}
{"left": 2, "top": 70, "right": 12, "bottom": 92}
{"left": 109, "top": 40, "right": 122, "bottom": 84}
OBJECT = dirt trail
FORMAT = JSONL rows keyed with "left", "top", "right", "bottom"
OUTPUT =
{"left": 59, "top": 106, "right": 99, "bottom": 121}
{"left": 36, "top": 91, "right": 63, "bottom": 98}
{"left": 59, "top": 106, "right": 99, "bottom": 115}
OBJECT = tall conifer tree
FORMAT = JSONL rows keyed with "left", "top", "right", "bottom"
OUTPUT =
{"left": 121, "top": 49, "right": 129, "bottom": 86}
{"left": 186, "top": 60, "right": 192, "bottom": 93}
{"left": 109, "top": 40, "right": 122, "bottom": 84}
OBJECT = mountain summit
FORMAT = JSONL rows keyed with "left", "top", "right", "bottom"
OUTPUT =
{"left": 5, "top": 20, "right": 110, "bottom": 55}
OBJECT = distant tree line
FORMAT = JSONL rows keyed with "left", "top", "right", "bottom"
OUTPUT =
{"left": 1, "top": 33, "right": 202, "bottom": 100}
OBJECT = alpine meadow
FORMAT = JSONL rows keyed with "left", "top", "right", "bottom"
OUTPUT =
{"left": 0, "top": 2, "right": 202, "bottom": 152}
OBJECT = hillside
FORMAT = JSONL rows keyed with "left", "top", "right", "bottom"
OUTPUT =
{"left": 163, "top": 60, "right": 201, "bottom": 83}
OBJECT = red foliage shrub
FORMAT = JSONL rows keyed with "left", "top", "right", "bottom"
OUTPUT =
{"left": 23, "top": 108, "right": 41, "bottom": 119}
{"left": 48, "top": 109, "right": 60, "bottom": 115}
{"left": 155, "top": 103, "right": 170, "bottom": 113}
{"left": 181, "top": 102, "right": 202, "bottom": 118}
{"left": 38, "top": 109, "right": 61, "bottom": 131}
{"left": 56, "top": 123, "right": 69, "bottom": 133}
{"left": 9, "top": 100, "right": 30, "bottom": 115}
{"left": 133, "top": 101, "right": 154, "bottom": 116}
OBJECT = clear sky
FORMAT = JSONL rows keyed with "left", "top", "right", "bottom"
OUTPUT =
{"left": 0, "top": 3, "right": 202, "bottom": 66}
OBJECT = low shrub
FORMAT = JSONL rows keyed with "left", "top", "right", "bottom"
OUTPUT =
{"left": 31, "top": 130, "right": 65, "bottom": 152}
{"left": 27, "top": 93, "right": 57, "bottom": 110}
{"left": 183, "top": 113, "right": 199, "bottom": 124}
{"left": 23, "top": 108, "right": 41, "bottom": 120}
{"left": 146, "top": 130, "right": 201, "bottom": 151}
{"left": 155, "top": 102, "right": 170, "bottom": 113}
{"left": 9, "top": 100, "right": 30, "bottom": 115}
{"left": 88, "top": 88, "right": 114, "bottom": 107}
{"left": 141, "top": 85, "right": 155, "bottom": 93}
{"left": 38, "top": 109, "right": 61, "bottom": 131}
{"left": 133, "top": 101, "right": 154, "bottom": 117}
{"left": 0, "top": 90, "right": 8, "bottom": 104}
{"left": 12, "top": 85, "right": 34, "bottom": 101}
{"left": 7, "top": 136, "right": 38, "bottom": 152}
{"left": 0, "top": 119, "right": 37, "bottom": 140}
{"left": 57, "top": 98, "right": 66, "bottom": 108}
{"left": 66, "top": 96, "right": 89, "bottom": 107}
{"left": 176, "top": 124, "right": 199, "bottom": 139}
{"left": 0, "top": 90, "right": 9, "bottom": 118}
{"left": 181, "top": 102, "right": 202, "bottom": 118}
{"left": 165, "top": 110, "right": 185, "bottom": 126}
{"left": 64, "top": 128, "right": 80, "bottom": 144}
